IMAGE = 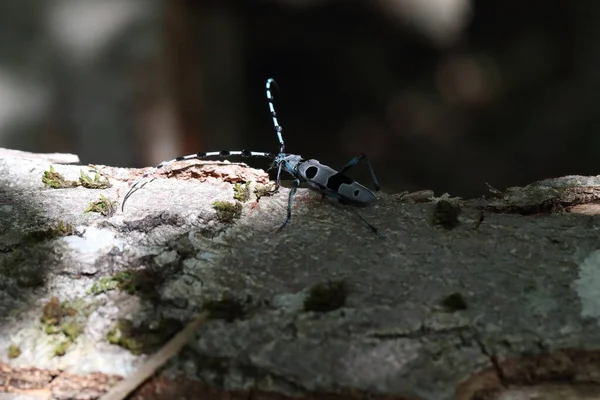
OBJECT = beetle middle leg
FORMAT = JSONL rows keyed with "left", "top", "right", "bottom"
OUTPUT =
{"left": 339, "top": 154, "right": 380, "bottom": 191}
{"left": 276, "top": 178, "right": 301, "bottom": 232}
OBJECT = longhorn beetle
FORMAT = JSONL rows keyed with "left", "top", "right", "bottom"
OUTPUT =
{"left": 122, "top": 78, "right": 382, "bottom": 235}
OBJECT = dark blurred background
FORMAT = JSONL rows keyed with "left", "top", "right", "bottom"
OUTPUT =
{"left": 0, "top": 0, "right": 597, "bottom": 197}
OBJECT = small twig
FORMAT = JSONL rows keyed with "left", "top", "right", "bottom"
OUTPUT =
{"left": 99, "top": 311, "right": 210, "bottom": 400}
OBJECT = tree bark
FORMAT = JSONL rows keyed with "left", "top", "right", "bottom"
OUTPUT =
{"left": 1, "top": 148, "right": 600, "bottom": 400}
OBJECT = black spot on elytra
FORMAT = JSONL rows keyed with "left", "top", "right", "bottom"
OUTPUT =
{"left": 241, "top": 150, "right": 251, "bottom": 157}
{"left": 175, "top": 156, "right": 185, "bottom": 161}
{"left": 305, "top": 166, "right": 318, "bottom": 180}
{"left": 219, "top": 150, "right": 230, "bottom": 157}
{"left": 326, "top": 173, "right": 354, "bottom": 192}
{"left": 197, "top": 152, "right": 206, "bottom": 158}
{"left": 354, "top": 189, "right": 360, "bottom": 197}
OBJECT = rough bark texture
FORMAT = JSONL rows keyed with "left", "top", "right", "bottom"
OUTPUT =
{"left": 1, "top": 149, "right": 600, "bottom": 400}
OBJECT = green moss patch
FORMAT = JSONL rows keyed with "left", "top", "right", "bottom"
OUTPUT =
{"left": 114, "top": 269, "right": 161, "bottom": 300}
{"left": 23, "top": 221, "right": 75, "bottom": 243}
{"left": 233, "top": 182, "right": 251, "bottom": 202}
{"left": 254, "top": 183, "right": 276, "bottom": 201}
{"left": 41, "top": 296, "right": 76, "bottom": 327}
{"left": 212, "top": 201, "right": 242, "bottom": 223}
{"left": 0, "top": 221, "right": 76, "bottom": 289}
{"left": 0, "top": 248, "right": 46, "bottom": 288}
{"left": 78, "top": 168, "right": 111, "bottom": 189}
{"left": 53, "top": 340, "right": 71, "bottom": 357}
{"left": 88, "top": 275, "right": 121, "bottom": 295}
{"left": 433, "top": 200, "right": 461, "bottom": 229}
{"left": 203, "top": 298, "right": 246, "bottom": 322}
{"left": 42, "top": 165, "right": 79, "bottom": 189}
{"left": 106, "top": 318, "right": 183, "bottom": 355}
{"left": 88, "top": 269, "right": 163, "bottom": 302}
{"left": 7, "top": 344, "right": 21, "bottom": 359}
{"left": 304, "top": 280, "right": 348, "bottom": 313}
{"left": 440, "top": 292, "right": 467, "bottom": 312}
{"left": 84, "top": 194, "right": 116, "bottom": 216}
{"left": 40, "top": 296, "right": 93, "bottom": 357}
{"left": 42, "top": 165, "right": 110, "bottom": 189}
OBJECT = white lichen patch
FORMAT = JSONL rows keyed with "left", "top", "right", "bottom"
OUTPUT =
{"left": 573, "top": 250, "right": 600, "bottom": 321}
{"left": 60, "top": 227, "right": 126, "bottom": 275}
{"left": 526, "top": 285, "right": 559, "bottom": 317}
{"left": 154, "top": 250, "right": 178, "bottom": 267}
{"left": 63, "top": 227, "right": 121, "bottom": 258}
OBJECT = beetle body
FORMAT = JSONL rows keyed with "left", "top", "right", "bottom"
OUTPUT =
{"left": 122, "top": 78, "right": 381, "bottom": 235}
{"left": 296, "top": 159, "right": 375, "bottom": 204}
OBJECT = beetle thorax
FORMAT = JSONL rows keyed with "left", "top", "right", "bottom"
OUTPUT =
{"left": 273, "top": 154, "right": 303, "bottom": 174}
